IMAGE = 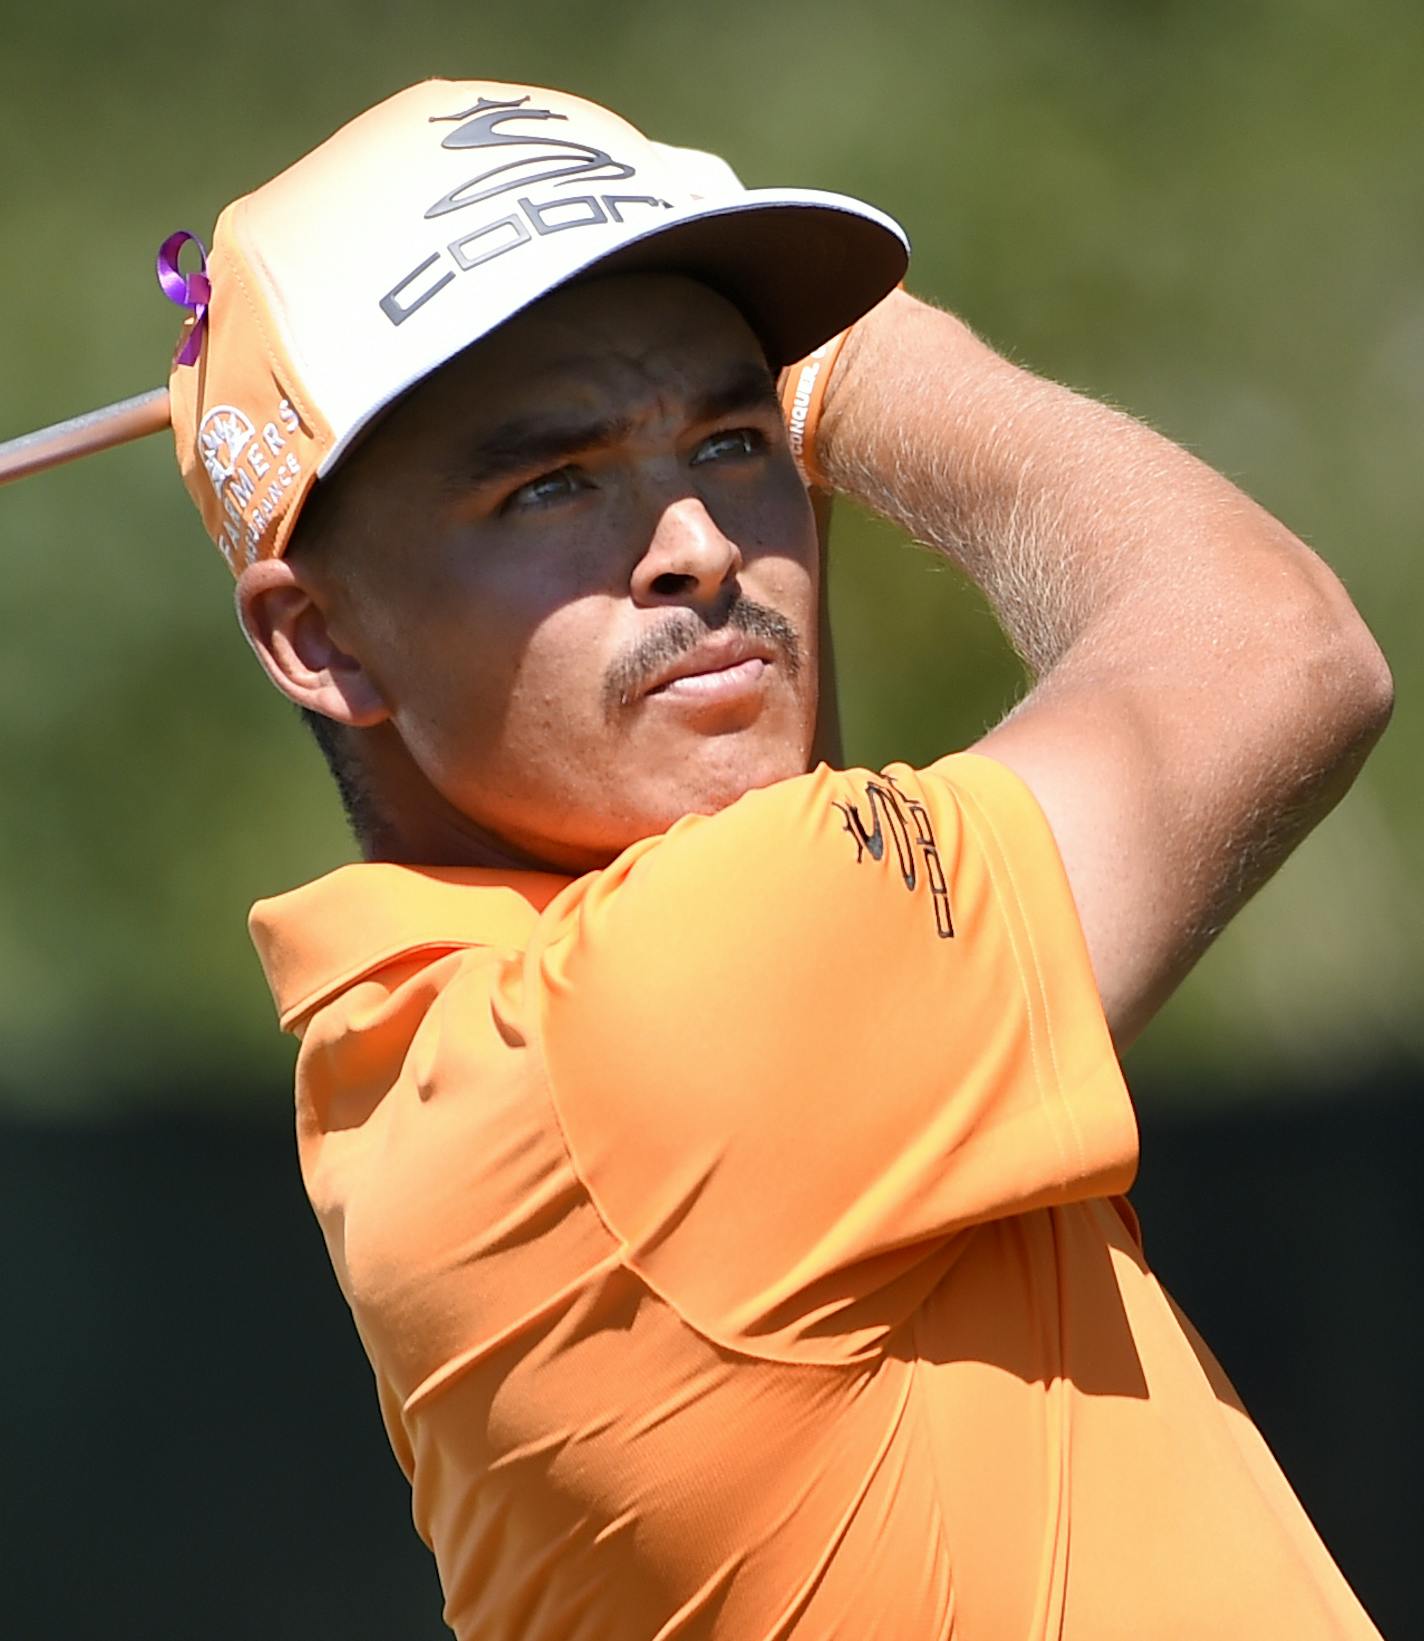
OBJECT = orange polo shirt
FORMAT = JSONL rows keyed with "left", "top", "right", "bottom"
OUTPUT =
{"left": 251, "top": 753, "right": 1380, "bottom": 1640}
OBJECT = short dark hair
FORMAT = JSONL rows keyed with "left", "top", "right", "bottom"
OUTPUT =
{"left": 284, "top": 473, "right": 383, "bottom": 852}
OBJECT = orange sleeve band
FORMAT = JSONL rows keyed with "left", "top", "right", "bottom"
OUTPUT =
{"left": 779, "top": 325, "right": 853, "bottom": 492}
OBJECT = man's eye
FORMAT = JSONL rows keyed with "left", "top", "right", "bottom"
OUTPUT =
{"left": 691, "top": 427, "right": 765, "bottom": 466}
{"left": 503, "top": 466, "right": 589, "bottom": 512}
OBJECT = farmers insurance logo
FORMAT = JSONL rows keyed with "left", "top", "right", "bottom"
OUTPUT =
{"left": 379, "top": 96, "right": 674, "bottom": 327}
{"left": 198, "top": 405, "right": 256, "bottom": 491}
{"left": 197, "top": 400, "right": 303, "bottom": 567}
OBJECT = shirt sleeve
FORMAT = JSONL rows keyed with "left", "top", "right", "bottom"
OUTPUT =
{"left": 530, "top": 752, "right": 1138, "bottom": 1357}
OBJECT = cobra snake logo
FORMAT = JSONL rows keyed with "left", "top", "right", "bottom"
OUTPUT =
{"left": 423, "top": 95, "right": 636, "bottom": 221}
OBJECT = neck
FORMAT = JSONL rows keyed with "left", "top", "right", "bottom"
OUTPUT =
{"left": 345, "top": 723, "right": 568, "bottom": 875}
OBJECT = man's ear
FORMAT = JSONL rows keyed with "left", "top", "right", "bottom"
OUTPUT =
{"left": 235, "top": 558, "right": 389, "bottom": 728}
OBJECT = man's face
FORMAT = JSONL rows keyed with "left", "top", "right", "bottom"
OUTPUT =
{"left": 303, "top": 272, "right": 820, "bottom": 871}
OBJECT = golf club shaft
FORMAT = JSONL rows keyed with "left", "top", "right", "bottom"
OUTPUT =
{"left": 0, "top": 387, "right": 170, "bottom": 486}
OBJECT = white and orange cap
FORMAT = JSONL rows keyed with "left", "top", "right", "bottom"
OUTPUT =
{"left": 163, "top": 78, "right": 909, "bottom": 576}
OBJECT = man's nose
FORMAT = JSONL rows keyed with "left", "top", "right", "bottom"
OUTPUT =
{"left": 630, "top": 497, "right": 744, "bottom": 607}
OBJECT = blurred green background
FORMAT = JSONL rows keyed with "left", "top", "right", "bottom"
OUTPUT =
{"left": 0, "top": 2, "right": 1418, "bottom": 1637}
{"left": 1, "top": 0, "right": 1419, "bottom": 1113}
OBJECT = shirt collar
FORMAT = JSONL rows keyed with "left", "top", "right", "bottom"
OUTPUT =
{"left": 249, "top": 862, "right": 571, "bottom": 1033}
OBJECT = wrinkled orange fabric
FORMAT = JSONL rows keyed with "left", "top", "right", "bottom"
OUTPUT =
{"left": 251, "top": 754, "right": 1380, "bottom": 1640}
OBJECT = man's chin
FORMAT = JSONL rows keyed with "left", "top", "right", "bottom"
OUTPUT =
{"left": 466, "top": 730, "right": 814, "bottom": 875}
{"left": 629, "top": 738, "right": 811, "bottom": 835}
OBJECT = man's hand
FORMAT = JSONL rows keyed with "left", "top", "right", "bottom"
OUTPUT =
{"left": 817, "top": 289, "right": 1393, "bottom": 1048}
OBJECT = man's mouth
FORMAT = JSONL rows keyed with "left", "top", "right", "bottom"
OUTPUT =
{"left": 602, "top": 598, "right": 801, "bottom": 718}
{"left": 647, "top": 655, "right": 770, "bottom": 700}
{"left": 642, "top": 634, "right": 776, "bottom": 701}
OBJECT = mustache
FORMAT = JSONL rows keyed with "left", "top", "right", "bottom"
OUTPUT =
{"left": 603, "top": 594, "right": 803, "bottom": 715}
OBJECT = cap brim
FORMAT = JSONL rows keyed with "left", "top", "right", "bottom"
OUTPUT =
{"left": 318, "top": 187, "right": 908, "bottom": 479}
{"left": 572, "top": 188, "right": 909, "bottom": 368}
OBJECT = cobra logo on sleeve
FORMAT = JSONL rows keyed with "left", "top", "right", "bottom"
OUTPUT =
{"left": 833, "top": 774, "right": 955, "bottom": 939}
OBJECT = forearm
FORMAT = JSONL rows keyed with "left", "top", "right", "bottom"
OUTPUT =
{"left": 819, "top": 289, "right": 1363, "bottom": 683}
{"left": 817, "top": 288, "right": 1393, "bottom": 1041}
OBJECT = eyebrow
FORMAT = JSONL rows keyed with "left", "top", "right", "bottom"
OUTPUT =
{"left": 444, "top": 359, "right": 782, "bottom": 495}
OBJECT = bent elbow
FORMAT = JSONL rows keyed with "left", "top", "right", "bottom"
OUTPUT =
{"left": 1334, "top": 609, "right": 1392, "bottom": 739}
{"left": 1301, "top": 603, "right": 1394, "bottom": 775}
{"left": 1356, "top": 642, "right": 1395, "bottom": 744}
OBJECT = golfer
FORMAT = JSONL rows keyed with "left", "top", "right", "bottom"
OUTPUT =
{"left": 167, "top": 80, "right": 1390, "bottom": 1637}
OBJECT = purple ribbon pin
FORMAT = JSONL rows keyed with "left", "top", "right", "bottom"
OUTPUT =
{"left": 156, "top": 230, "right": 211, "bottom": 366}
